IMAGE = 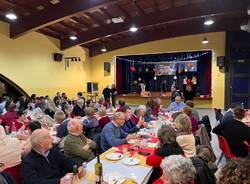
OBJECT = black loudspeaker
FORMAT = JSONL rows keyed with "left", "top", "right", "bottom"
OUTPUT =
{"left": 53, "top": 53, "right": 63, "bottom": 62}
{"left": 217, "top": 56, "right": 225, "bottom": 67}
{"left": 87, "top": 82, "right": 92, "bottom": 93}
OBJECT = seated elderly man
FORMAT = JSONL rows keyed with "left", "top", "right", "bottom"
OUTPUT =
{"left": 120, "top": 105, "right": 145, "bottom": 133}
{"left": 100, "top": 112, "right": 135, "bottom": 152}
{"left": 21, "top": 129, "right": 85, "bottom": 184}
{"left": 21, "top": 120, "right": 42, "bottom": 157}
{"left": 64, "top": 119, "right": 96, "bottom": 164}
{"left": 167, "top": 96, "right": 185, "bottom": 112}
{"left": 130, "top": 105, "right": 147, "bottom": 124}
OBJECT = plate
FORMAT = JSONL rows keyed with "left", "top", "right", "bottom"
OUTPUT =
{"left": 106, "top": 153, "right": 123, "bottom": 161}
{"left": 128, "top": 139, "right": 136, "bottom": 144}
{"left": 147, "top": 142, "right": 157, "bottom": 148}
{"left": 122, "top": 157, "right": 140, "bottom": 166}
{"left": 104, "top": 173, "right": 125, "bottom": 184}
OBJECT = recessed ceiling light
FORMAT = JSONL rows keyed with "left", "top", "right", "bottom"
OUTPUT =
{"left": 201, "top": 37, "right": 209, "bottom": 44}
{"left": 101, "top": 47, "right": 107, "bottom": 52}
{"left": 69, "top": 35, "right": 77, "bottom": 40}
{"left": 50, "top": 0, "right": 60, "bottom": 5}
{"left": 204, "top": 19, "right": 214, "bottom": 26}
{"left": 129, "top": 26, "right": 138, "bottom": 32}
{"left": 5, "top": 11, "right": 17, "bottom": 20}
{"left": 248, "top": 6, "right": 250, "bottom": 15}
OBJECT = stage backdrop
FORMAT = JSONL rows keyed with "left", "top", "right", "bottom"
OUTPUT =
{"left": 116, "top": 50, "right": 212, "bottom": 95}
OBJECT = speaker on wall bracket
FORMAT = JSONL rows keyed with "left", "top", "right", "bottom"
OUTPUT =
{"left": 53, "top": 53, "right": 63, "bottom": 62}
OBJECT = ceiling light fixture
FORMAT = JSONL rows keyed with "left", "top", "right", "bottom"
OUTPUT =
{"left": 69, "top": 35, "right": 77, "bottom": 40}
{"left": 201, "top": 37, "right": 209, "bottom": 44}
{"left": 101, "top": 47, "right": 107, "bottom": 52}
{"left": 248, "top": 6, "right": 250, "bottom": 15}
{"left": 204, "top": 19, "right": 214, "bottom": 26}
{"left": 129, "top": 26, "right": 138, "bottom": 32}
{"left": 5, "top": 11, "right": 17, "bottom": 20}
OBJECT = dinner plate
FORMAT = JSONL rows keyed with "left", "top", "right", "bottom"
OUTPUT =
{"left": 106, "top": 153, "right": 123, "bottom": 161}
{"left": 147, "top": 142, "right": 157, "bottom": 148}
{"left": 122, "top": 157, "right": 140, "bottom": 166}
{"left": 127, "top": 139, "right": 136, "bottom": 144}
{"left": 104, "top": 173, "right": 125, "bottom": 184}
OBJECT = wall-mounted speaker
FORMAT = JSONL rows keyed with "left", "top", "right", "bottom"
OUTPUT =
{"left": 53, "top": 53, "right": 63, "bottom": 62}
{"left": 217, "top": 56, "right": 225, "bottom": 67}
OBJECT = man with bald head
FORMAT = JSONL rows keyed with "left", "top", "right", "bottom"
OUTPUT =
{"left": 167, "top": 96, "right": 186, "bottom": 112}
{"left": 100, "top": 112, "right": 135, "bottom": 152}
{"left": 21, "top": 129, "right": 85, "bottom": 184}
{"left": 64, "top": 119, "right": 96, "bottom": 164}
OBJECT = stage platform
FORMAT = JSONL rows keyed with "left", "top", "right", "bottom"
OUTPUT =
{"left": 117, "top": 92, "right": 212, "bottom": 109}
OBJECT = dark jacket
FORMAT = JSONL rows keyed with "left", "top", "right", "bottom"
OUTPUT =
{"left": 72, "top": 104, "right": 85, "bottom": 117}
{"left": 191, "top": 157, "right": 216, "bottom": 184}
{"left": 21, "top": 147, "right": 77, "bottom": 184}
{"left": 121, "top": 119, "right": 139, "bottom": 134}
{"left": 212, "top": 119, "right": 250, "bottom": 157}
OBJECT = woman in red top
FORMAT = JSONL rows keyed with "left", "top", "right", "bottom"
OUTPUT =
{"left": 0, "top": 101, "right": 17, "bottom": 127}
{"left": 10, "top": 110, "right": 31, "bottom": 132}
{"left": 146, "top": 125, "right": 184, "bottom": 183}
{"left": 98, "top": 107, "right": 111, "bottom": 129}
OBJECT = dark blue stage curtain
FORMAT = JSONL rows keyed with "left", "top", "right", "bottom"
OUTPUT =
{"left": 116, "top": 51, "right": 212, "bottom": 95}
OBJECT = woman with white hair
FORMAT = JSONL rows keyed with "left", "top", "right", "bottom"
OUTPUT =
{"left": 155, "top": 155, "right": 196, "bottom": 184}
{"left": 130, "top": 105, "right": 147, "bottom": 125}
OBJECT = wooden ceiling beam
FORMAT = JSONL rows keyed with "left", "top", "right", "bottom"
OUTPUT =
{"left": 99, "top": 7, "right": 113, "bottom": 19}
{"left": 61, "top": 0, "right": 248, "bottom": 50}
{"left": 89, "top": 15, "right": 245, "bottom": 56}
{"left": 10, "top": 0, "right": 118, "bottom": 38}
{"left": 116, "top": 4, "right": 130, "bottom": 18}
{"left": 84, "top": 12, "right": 103, "bottom": 25}
{"left": 133, "top": 0, "right": 144, "bottom": 15}
{"left": 151, "top": 0, "right": 159, "bottom": 11}
{"left": 71, "top": 17, "right": 89, "bottom": 29}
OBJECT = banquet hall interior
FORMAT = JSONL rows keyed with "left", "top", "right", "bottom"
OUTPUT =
{"left": 0, "top": 0, "right": 250, "bottom": 184}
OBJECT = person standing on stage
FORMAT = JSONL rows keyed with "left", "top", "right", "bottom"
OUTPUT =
{"left": 183, "top": 78, "right": 194, "bottom": 102}
{"left": 161, "top": 80, "right": 167, "bottom": 96}
{"left": 111, "top": 84, "right": 117, "bottom": 108}
{"left": 102, "top": 85, "right": 111, "bottom": 103}
{"left": 191, "top": 75, "right": 197, "bottom": 96}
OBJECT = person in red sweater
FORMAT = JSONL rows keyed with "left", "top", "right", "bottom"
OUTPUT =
{"left": 182, "top": 106, "right": 199, "bottom": 134}
{"left": 154, "top": 155, "right": 196, "bottom": 184}
{"left": 0, "top": 102, "right": 17, "bottom": 127}
{"left": 130, "top": 105, "right": 147, "bottom": 124}
{"left": 98, "top": 107, "right": 111, "bottom": 129}
{"left": 10, "top": 110, "right": 31, "bottom": 132}
{"left": 146, "top": 125, "right": 184, "bottom": 183}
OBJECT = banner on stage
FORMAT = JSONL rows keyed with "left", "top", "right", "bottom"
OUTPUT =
{"left": 155, "top": 63, "right": 177, "bottom": 76}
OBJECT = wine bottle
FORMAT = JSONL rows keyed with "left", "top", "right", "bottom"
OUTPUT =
{"left": 95, "top": 154, "right": 103, "bottom": 184}
{"left": 71, "top": 165, "right": 80, "bottom": 184}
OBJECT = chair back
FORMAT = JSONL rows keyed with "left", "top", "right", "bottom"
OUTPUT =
{"left": 243, "top": 141, "right": 250, "bottom": 153}
{"left": 214, "top": 108, "right": 223, "bottom": 122}
{"left": 218, "top": 135, "right": 235, "bottom": 159}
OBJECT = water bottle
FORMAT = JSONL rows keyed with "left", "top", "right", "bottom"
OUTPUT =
{"left": 82, "top": 162, "right": 90, "bottom": 184}
{"left": 11, "top": 122, "right": 17, "bottom": 138}
{"left": 65, "top": 175, "right": 71, "bottom": 184}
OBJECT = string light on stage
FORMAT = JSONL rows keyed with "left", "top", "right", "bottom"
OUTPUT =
{"left": 173, "top": 76, "right": 177, "bottom": 80}
{"left": 138, "top": 78, "right": 141, "bottom": 82}
{"left": 154, "top": 76, "right": 157, "bottom": 80}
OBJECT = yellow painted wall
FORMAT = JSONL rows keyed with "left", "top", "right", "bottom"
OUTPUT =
{"left": 90, "top": 32, "right": 226, "bottom": 109}
{"left": 0, "top": 21, "right": 90, "bottom": 99}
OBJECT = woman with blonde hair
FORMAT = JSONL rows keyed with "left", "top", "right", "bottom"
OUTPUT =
{"left": 175, "top": 113, "right": 196, "bottom": 157}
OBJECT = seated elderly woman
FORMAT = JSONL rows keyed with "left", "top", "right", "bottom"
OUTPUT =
{"left": 116, "top": 98, "right": 126, "bottom": 112}
{"left": 130, "top": 105, "right": 147, "bottom": 124}
{"left": 154, "top": 155, "right": 196, "bottom": 184}
{"left": 175, "top": 114, "right": 196, "bottom": 157}
{"left": 82, "top": 107, "right": 100, "bottom": 138}
{"left": 182, "top": 106, "right": 199, "bottom": 134}
{"left": 98, "top": 107, "right": 111, "bottom": 129}
{"left": 0, "top": 125, "right": 21, "bottom": 170}
{"left": 64, "top": 119, "right": 96, "bottom": 164}
{"left": 166, "top": 96, "right": 185, "bottom": 112}
{"left": 145, "top": 99, "right": 156, "bottom": 122}
{"left": 94, "top": 96, "right": 105, "bottom": 112}
{"left": 217, "top": 158, "right": 250, "bottom": 184}
{"left": 146, "top": 125, "right": 184, "bottom": 183}
{"left": 21, "top": 129, "right": 86, "bottom": 184}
